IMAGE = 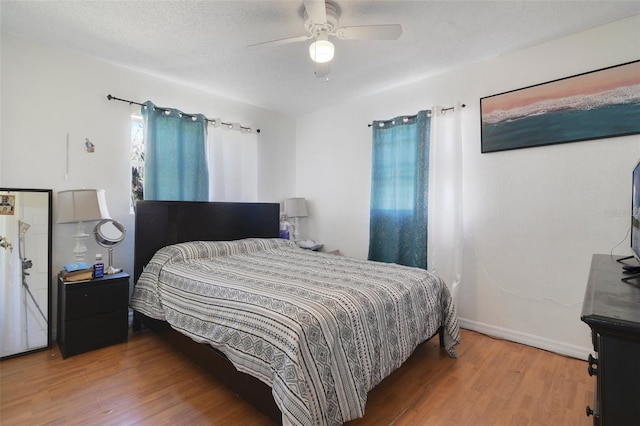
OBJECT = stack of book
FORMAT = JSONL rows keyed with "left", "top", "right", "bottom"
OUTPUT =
{"left": 61, "top": 262, "right": 93, "bottom": 282}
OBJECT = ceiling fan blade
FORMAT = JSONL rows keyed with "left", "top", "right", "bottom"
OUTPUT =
{"left": 304, "top": 0, "right": 327, "bottom": 25}
{"left": 246, "top": 34, "right": 311, "bottom": 49}
{"left": 335, "top": 24, "right": 403, "bottom": 40}
{"left": 314, "top": 62, "right": 330, "bottom": 78}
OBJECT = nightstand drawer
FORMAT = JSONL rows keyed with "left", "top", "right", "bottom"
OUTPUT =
{"left": 61, "top": 310, "right": 128, "bottom": 357}
{"left": 64, "top": 279, "right": 128, "bottom": 320}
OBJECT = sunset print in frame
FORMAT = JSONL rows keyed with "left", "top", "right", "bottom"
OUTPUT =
{"left": 480, "top": 60, "right": 640, "bottom": 153}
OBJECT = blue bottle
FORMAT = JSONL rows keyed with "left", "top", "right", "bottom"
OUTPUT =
{"left": 279, "top": 217, "right": 290, "bottom": 240}
{"left": 94, "top": 254, "right": 104, "bottom": 278}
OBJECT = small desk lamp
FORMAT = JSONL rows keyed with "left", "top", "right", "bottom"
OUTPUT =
{"left": 284, "top": 197, "right": 308, "bottom": 241}
{"left": 57, "top": 189, "right": 110, "bottom": 261}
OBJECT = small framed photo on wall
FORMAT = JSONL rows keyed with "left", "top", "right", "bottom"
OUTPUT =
{"left": 0, "top": 194, "right": 15, "bottom": 215}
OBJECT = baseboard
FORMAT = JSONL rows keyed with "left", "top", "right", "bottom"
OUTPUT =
{"left": 458, "top": 318, "right": 591, "bottom": 360}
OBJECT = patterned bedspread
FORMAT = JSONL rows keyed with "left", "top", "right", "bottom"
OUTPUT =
{"left": 130, "top": 238, "right": 460, "bottom": 426}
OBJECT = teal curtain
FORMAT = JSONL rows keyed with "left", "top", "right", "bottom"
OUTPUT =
{"left": 142, "top": 101, "right": 209, "bottom": 201}
{"left": 368, "top": 110, "right": 431, "bottom": 268}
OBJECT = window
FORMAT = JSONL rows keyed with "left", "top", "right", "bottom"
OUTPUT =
{"left": 368, "top": 111, "right": 431, "bottom": 269}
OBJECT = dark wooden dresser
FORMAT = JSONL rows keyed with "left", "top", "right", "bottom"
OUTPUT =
{"left": 581, "top": 254, "right": 640, "bottom": 426}
{"left": 57, "top": 272, "right": 129, "bottom": 358}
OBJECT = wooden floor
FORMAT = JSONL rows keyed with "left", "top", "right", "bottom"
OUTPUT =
{"left": 0, "top": 328, "right": 593, "bottom": 426}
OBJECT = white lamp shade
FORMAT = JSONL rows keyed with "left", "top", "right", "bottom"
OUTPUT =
{"left": 57, "top": 189, "right": 111, "bottom": 223}
{"left": 284, "top": 198, "right": 308, "bottom": 218}
{"left": 309, "top": 40, "right": 335, "bottom": 63}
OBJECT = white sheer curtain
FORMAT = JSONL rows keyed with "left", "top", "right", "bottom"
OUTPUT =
{"left": 428, "top": 104, "right": 463, "bottom": 301}
{"left": 207, "top": 128, "right": 258, "bottom": 202}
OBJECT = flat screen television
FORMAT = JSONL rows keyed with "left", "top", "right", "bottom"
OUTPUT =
{"left": 632, "top": 158, "right": 640, "bottom": 261}
{"left": 620, "top": 158, "right": 640, "bottom": 282}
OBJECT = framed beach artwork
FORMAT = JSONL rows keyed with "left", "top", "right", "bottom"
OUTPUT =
{"left": 480, "top": 60, "right": 640, "bottom": 153}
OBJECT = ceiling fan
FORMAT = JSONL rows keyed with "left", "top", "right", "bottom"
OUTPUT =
{"left": 247, "top": 0, "right": 402, "bottom": 78}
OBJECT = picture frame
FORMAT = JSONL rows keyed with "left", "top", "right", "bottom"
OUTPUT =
{"left": 480, "top": 60, "right": 640, "bottom": 153}
{"left": 0, "top": 194, "right": 15, "bottom": 215}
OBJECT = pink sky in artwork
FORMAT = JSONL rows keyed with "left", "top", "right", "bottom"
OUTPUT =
{"left": 482, "top": 61, "right": 640, "bottom": 115}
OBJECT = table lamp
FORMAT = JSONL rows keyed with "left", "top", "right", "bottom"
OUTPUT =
{"left": 57, "top": 189, "right": 110, "bottom": 261}
{"left": 284, "top": 197, "right": 308, "bottom": 241}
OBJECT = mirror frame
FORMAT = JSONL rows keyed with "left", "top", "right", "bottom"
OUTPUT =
{"left": 94, "top": 218, "right": 126, "bottom": 274}
{"left": 0, "top": 188, "right": 52, "bottom": 359}
{"left": 94, "top": 218, "right": 126, "bottom": 247}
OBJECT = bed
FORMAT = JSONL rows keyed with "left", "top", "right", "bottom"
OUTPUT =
{"left": 129, "top": 200, "right": 460, "bottom": 426}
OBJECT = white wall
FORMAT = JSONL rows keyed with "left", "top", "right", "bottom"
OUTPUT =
{"left": 296, "top": 15, "right": 640, "bottom": 358}
{"left": 1, "top": 33, "right": 297, "bottom": 330}
{"left": 3, "top": 16, "right": 638, "bottom": 357}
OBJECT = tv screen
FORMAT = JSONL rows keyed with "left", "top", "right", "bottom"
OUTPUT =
{"left": 632, "top": 158, "right": 640, "bottom": 260}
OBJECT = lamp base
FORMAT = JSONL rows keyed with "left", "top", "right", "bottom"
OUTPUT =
{"left": 291, "top": 217, "right": 300, "bottom": 241}
{"left": 72, "top": 222, "right": 88, "bottom": 261}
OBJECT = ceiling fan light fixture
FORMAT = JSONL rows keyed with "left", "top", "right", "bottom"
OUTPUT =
{"left": 309, "top": 39, "right": 334, "bottom": 63}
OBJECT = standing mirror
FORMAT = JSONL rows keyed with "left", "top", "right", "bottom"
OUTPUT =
{"left": 0, "top": 188, "right": 52, "bottom": 359}
{"left": 93, "top": 218, "right": 126, "bottom": 274}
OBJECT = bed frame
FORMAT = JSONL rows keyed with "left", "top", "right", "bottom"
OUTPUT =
{"left": 131, "top": 200, "right": 444, "bottom": 424}
{"left": 132, "top": 200, "right": 283, "bottom": 423}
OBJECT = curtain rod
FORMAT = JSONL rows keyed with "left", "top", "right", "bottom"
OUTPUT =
{"left": 107, "top": 94, "right": 260, "bottom": 134}
{"left": 367, "top": 104, "right": 466, "bottom": 127}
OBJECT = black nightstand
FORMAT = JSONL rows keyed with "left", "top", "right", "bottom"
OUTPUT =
{"left": 57, "top": 272, "right": 130, "bottom": 358}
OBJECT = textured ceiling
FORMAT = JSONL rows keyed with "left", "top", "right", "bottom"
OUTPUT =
{"left": 2, "top": 1, "right": 639, "bottom": 117}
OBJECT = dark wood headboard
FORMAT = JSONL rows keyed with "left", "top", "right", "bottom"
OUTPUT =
{"left": 134, "top": 201, "right": 280, "bottom": 283}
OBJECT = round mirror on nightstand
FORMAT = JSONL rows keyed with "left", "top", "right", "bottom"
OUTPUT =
{"left": 93, "top": 218, "right": 126, "bottom": 275}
